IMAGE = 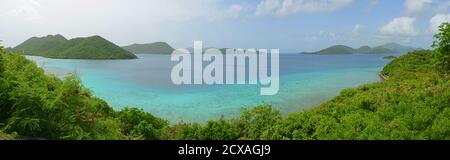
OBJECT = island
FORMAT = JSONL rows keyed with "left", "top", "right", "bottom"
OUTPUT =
{"left": 122, "top": 42, "right": 175, "bottom": 54}
{"left": 383, "top": 55, "right": 397, "bottom": 60}
{"left": 302, "top": 43, "right": 419, "bottom": 55}
{"left": 183, "top": 47, "right": 261, "bottom": 54}
{"left": 303, "top": 45, "right": 354, "bottom": 55}
{"left": 13, "top": 34, "right": 137, "bottom": 59}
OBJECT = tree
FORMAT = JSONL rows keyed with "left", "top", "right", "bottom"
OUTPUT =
{"left": 240, "top": 105, "right": 282, "bottom": 139}
{"left": 130, "top": 121, "right": 159, "bottom": 140}
{"left": 0, "top": 45, "right": 4, "bottom": 74}
{"left": 116, "top": 108, "right": 168, "bottom": 139}
{"left": 432, "top": 22, "right": 450, "bottom": 69}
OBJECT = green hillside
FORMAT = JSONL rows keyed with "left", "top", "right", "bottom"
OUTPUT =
{"left": 14, "top": 34, "right": 68, "bottom": 55}
{"left": 13, "top": 35, "right": 137, "bottom": 59}
{"left": 304, "top": 45, "right": 355, "bottom": 55}
{"left": 356, "top": 46, "right": 372, "bottom": 53}
{"left": 122, "top": 42, "right": 174, "bottom": 54}
{"left": 380, "top": 43, "right": 419, "bottom": 53}
{"left": 303, "top": 43, "right": 418, "bottom": 55}
{"left": 360, "top": 46, "right": 394, "bottom": 54}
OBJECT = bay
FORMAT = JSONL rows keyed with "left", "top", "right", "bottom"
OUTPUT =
{"left": 26, "top": 53, "right": 398, "bottom": 123}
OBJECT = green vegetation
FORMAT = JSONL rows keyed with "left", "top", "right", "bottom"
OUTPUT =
{"left": 0, "top": 132, "right": 17, "bottom": 140}
{"left": 358, "top": 46, "right": 393, "bottom": 54}
{"left": 432, "top": 22, "right": 450, "bottom": 70}
{"left": 13, "top": 35, "right": 137, "bottom": 59}
{"left": 0, "top": 23, "right": 449, "bottom": 140}
{"left": 122, "top": 42, "right": 174, "bottom": 54}
{"left": 303, "top": 43, "right": 418, "bottom": 55}
{"left": 0, "top": 46, "right": 158, "bottom": 139}
{"left": 303, "top": 45, "right": 355, "bottom": 55}
{"left": 162, "top": 51, "right": 449, "bottom": 140}
{"left": 379, "top": 43, "right": 419, "bottom": 53}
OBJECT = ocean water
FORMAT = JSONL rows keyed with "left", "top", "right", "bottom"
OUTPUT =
{"left": 26, "top": 53, "right": 398, "bottom": 123}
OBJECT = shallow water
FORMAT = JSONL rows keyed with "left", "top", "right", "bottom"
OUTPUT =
{"left": 27, "top": 53, "right": 398, "bottom": 123}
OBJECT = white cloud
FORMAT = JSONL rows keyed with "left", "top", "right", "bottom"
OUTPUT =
{"left": 405, "top": 0, "right": 433, "bottom": 16}
{"left": 380, "top": 17, "right": 419, "bottom": 36}
{"left": 352, "top": 24, "right": 361, "bottom": 34}
{"left": 351, "top": 24, "right": 362, "bottom": 40}
{"left": 255, "top": 0, "right": 353, "bottom": 17}
{"left": 429, "top": 14, "right": 450, "bottom": 33}
{"left": 255, "top": 0, "right": 281, "bottom": 16}
{"left": 3, "top": 0, "right": 44, "bottom": 22}
{"left": 210, "top": 4, "right": 246, "bottom": 21}
{"left": 0, "top": 0, "right": 249, "bottom": 47}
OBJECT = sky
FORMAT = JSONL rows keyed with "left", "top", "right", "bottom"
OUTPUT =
{"left": 0, "top": 0, "right": 449, "bottom": 53}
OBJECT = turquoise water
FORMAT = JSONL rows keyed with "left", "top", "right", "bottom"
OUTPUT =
{"left": 27, "top": 53, "right": 397, "bottom": 123}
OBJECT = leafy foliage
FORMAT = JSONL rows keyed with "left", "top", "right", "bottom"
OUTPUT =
{"left": 432, "top": 23, "right": 450, "bottom": 70}
{"left": 0, "top": 48, "right": 140, "bottom": 139}
{"left": 116, "top": 108, "right": 168, "bottom": 139}
{"left": 0, "top": 132, "right": 18, "bottom": 140}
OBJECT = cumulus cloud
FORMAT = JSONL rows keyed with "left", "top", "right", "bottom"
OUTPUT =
{"left": 405, "top": 0, "right": 433, "bottom": 16}
{"left": 255, "top": 0, "right": 353, "bottom": 17}
{"left": 380, "top": 17, "right": 419, "bottom": 36}
{"left": 429, "top": 13, "right": 450, "bottom": 33}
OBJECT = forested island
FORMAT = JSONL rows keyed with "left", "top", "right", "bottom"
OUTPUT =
{"left": 122, "top": 42, "right": 175, "bottom": 54}
{"left": 0, "top": 23, "right": 449, "bottom": 140}
{"left": 302, "top": 43, "right": 419, "bottom": 55}
{"left": 383, "top": 56, "right": 397, "bottom": 60}
{"left": 184, "top": 48, "right": 261, "bottom": 54}
{"left": 12, "top": 35, "right": 137, "bottom": 59}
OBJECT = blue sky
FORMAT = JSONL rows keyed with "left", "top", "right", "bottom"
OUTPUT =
{"left": 0, "top": 0, "right": 449, "bottom": 52}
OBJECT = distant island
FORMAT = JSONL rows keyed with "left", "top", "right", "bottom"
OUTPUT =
{"left": 13, "top": 34, "right": 137, "bottom": 59}
{"left": 383, "top": 55, "right": 397, "bottom": 60}
{"left": 183, "top": 47, "right": 261, "bottom": 54}
{"left": 302, "top": 43, "right": 419, "bottom": 55}
{"left": 122, "top": 42, "right": 174, "bottom": 54}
